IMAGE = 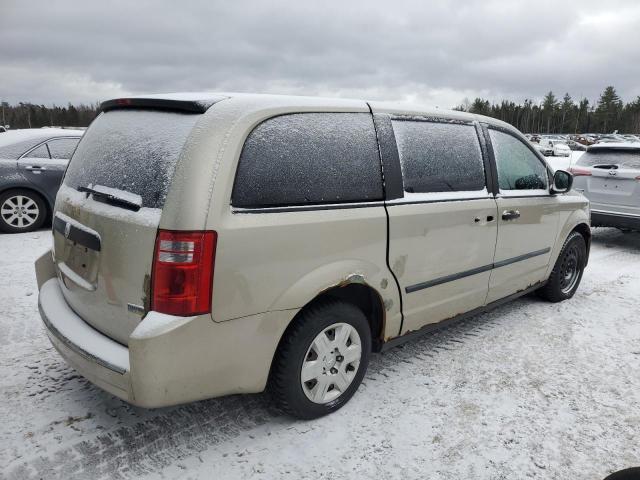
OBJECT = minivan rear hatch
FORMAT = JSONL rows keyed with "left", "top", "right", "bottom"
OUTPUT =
{"left": 53, "top": 99, "right": 218, "bottom": 345}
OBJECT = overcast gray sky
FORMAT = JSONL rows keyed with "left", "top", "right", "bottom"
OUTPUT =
{"left": 2, "top": 0, "right": 639, "bottom": 107}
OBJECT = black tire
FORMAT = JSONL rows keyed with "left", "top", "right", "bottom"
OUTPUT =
{"left": 269, "top": 299, "right": 371, "bottom": 419}
{"left": 537, "top": 231, "right": 586, "bottom": 302}
{"left": 0, "top": 189, "right": 47, "bottom": 234}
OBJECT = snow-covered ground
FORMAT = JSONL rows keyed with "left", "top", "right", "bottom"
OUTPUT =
{"left": 1, "top": 227, "right": 640, "bottom": 480}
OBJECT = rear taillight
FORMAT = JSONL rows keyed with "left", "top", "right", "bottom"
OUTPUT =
{"left": 151, "top": 230, "right": 217, "bottom": 316}
{"left": 568, "top": 166, "right": 592, "bottom": 177}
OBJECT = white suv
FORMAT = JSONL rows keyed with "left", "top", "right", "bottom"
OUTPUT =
{"left": 36, "top": 93, "right": 590, "bottom": 419}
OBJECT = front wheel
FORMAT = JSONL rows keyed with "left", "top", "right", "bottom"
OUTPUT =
{"left": 537, "top": 231, "right": 586, "bottom": 302}
{"left": 269, "top": 300, "right": 371, "bottom": 419}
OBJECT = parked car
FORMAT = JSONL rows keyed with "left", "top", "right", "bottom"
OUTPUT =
{"left": 534, "top": 142, "right": 553, "bottom": 156}
{"left": 569, "top": 142, "right": 640, "bottom": 231}
{"left": 575, "top": 135, "right": 597, "bottom": 146}
{"left": 566, "top": 140, "right": 587, "bottom": 151}
{"left": 35, "top": 93, "right": 590, "bottom": 419}
{"left": 539, "top": 139, "right": 571, "bottom": 157}
{"left": 0, "top": 128, "right": 83, "bottom": 232}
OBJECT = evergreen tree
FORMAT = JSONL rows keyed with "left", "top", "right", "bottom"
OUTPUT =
{"left": 542, "top": 91, "right": 558, "bottom": 133}
{"left": 595, "top": 86, "right": 623, "bottom": 133}
{"left": 560, "top": 93, "right": 575, "bottom": 133}
{"left": 469, "top": 98, "right": 491, "bottom": 116}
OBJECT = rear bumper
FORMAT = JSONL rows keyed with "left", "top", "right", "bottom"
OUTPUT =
{"left": 36, "top": 251, "right": 296, "bottom": 408}
{"left": 591, "top": 210, "right": 640, "bottom": 230}
{"left": 39, "top": 278, "right": 132, "bottom": 400}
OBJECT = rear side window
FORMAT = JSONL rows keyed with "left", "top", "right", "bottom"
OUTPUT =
{"left": 232, "top": 113, "right": 383, "bottom": 208}
{"left": 64, "top": 110, "right": 199, "bottom": 208}
{"left": 47, "top": 137, "right": 80, "bottom": 160}
{"left": 391, "top": 120, "right": 486, "bottom": 193}
{"left": 489, "top": 129, "right": 548, "bottom": 191}
{"left": 577, "top": 150, "right": 640, "bottom": 169}
{"left": 25, "top": 144, "right": 50, "bottom": 159}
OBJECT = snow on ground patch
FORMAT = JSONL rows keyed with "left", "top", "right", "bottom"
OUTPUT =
{"left": 1, "top": 228, "right": 639, "bottom": 479}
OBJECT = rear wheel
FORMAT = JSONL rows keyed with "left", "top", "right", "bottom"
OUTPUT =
{"left": 270, "top": 300, "right": 371, "bottom": 419}
{"left": 537, "top": 231, "right": 586, "bottom": 302}
{"left": 0, "top": 189, "right": 47, "bottom": 233}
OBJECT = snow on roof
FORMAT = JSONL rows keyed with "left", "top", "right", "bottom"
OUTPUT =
{"left": 0, "top": 128, "right": 84, "bottom": 148}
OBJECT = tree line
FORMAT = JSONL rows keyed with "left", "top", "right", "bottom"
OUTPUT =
{"left": 0, "top": 102, "right": 99, "bottom": 129}
{"left": 455, "top": 86, "right": 640, "bottom": 134}
{"left": 2, "top": 85, "right": 640, "bottom": 134}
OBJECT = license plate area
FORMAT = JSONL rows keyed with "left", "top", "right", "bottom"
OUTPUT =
{"left": 53, "top": 213, "right": 101, "bottom": 290}
{"left": 589, "top": 177, "right": 635, "bottom": 196}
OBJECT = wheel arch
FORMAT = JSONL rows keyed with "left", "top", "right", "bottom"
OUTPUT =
{"left": 271, "top": 278, "right": 387, "bottom": 366}
{"left": 545, "top": 207, "right": 591, "bottom": 280}
{"left": 571, "top": 222, "right": 591, "bottom": 265}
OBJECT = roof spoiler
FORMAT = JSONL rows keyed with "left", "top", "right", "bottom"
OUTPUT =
{"left": 99, "top": 96, "right": 226, "bottom": 114}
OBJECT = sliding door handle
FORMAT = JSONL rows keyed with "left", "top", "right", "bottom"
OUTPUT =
{"left": 502, "top": 209, "right": 520, "bottom": 221}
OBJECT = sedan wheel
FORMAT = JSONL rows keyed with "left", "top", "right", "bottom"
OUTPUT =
{"left": 0, "top": 190, "right": 46, "bottom": 233}
{"left": 1, "top": 195, "right": 40, "bottom": 229}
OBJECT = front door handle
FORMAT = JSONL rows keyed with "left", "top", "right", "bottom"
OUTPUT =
{"left": 502, "top": 209, "right": 521, "bottom": 221}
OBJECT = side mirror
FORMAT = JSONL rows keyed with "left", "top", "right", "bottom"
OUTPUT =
{"left": 552, "top": 169, "right": 573, "bottom": 194}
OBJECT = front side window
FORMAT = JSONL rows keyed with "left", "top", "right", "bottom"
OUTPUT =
{"left": 232, "top": 113, "right": 383, "bottom": 208}
{"left": 392, "top": 120, "right": 486, "bottom": 194}
{"left": 489, "top": 129, "right": 549, "bottom": 191}
{"left": 47, "top": 138, "right": 80, "bottom": 160}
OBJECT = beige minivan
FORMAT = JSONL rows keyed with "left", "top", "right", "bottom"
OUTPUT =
{"left": 36, "top": 93, "right": 590, "bottom": 419}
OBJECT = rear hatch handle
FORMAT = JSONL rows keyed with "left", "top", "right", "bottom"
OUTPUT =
{"left": 592, "top": 164, "right": 619, "bottom": 170}
{"left": 78, "top": 184, "right": 143, "bottom": 211}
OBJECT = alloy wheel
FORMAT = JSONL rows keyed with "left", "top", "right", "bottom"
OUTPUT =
{"left": 1, "top": 195, "right": 40, "bottom": 229}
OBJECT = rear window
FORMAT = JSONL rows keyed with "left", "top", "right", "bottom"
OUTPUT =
{"left": 577, "top": 150, "right": 640, "bottom": 169}
{"left": 232, "top": 113, "right": 383, "bottom": 208}
{"left": 64, "top": 110, "right": 199, "bottom": 208}
{"left": 392, "top": 120, "right": 485, "bottom": 193}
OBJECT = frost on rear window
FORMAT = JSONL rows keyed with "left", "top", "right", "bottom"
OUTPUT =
{"left": 578, "top": 151, "right": 640, "bottom": 169}
{"left": 63, "top": 110, "right": 199, "bottom": 208}
{"left": 232, "top": 113, "right": 383, "bottom": 208}
{"left": 392, "top": 120, "right": 485, "bottom": 193}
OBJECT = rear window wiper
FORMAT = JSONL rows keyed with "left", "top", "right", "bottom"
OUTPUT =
{"left": 78, "top": 184, "right": 143, "bottom": 211}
